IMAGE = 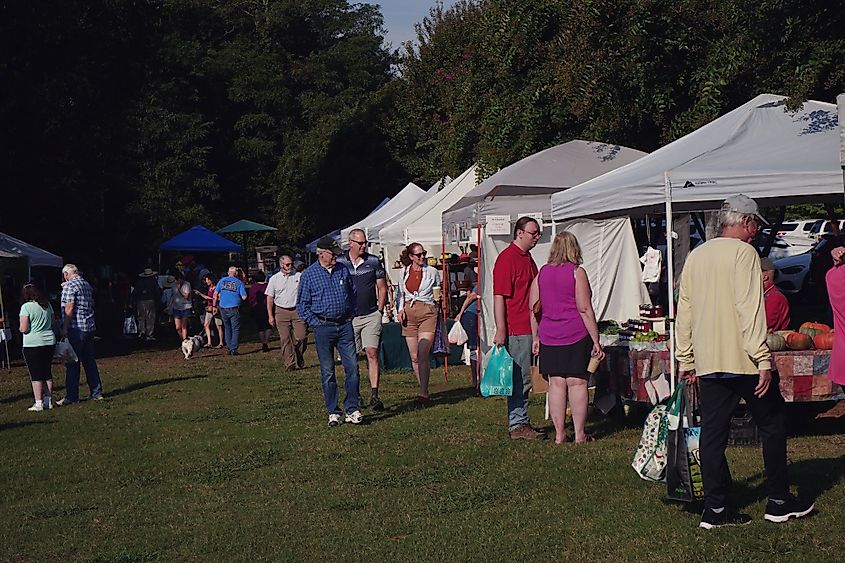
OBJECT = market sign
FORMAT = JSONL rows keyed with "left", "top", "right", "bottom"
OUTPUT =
{"left": 485, "top": 215, "right": 511, "bottom": 235}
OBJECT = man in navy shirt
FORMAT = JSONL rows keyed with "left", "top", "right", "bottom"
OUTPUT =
{"left": 297, "top": 237, "right": 363, "bottom": 427}
{"left": 336, "top": 228, "right": 388, "bottom": 411}
{"left": 213, "top": 266, "right": 247, "bottom": 355}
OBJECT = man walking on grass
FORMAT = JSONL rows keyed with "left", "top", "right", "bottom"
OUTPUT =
{"left": 266, "top": 255, "right": 307, "bottom": 370}
{"left": 492, "top": 216, "right": 544, "bottom": 440}
{"left": 677, "top": 194, "right": 814, "bottom": 529}
{"left": 58, "top": 264, "right": 104, "bottom": 405}
{"left": 297, "top": 236, "right": 362, "bottom": 427}
{"left": 337, "top": 228, "right": 388, "bottom": 411}
{"left": 214, "top": 266, "right": 247, "bottom": 356}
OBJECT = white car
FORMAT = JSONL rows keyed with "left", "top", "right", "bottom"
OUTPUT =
{"left": 808, "top": 219, "right": 845, "bottom": 242}
{"left": 766, "top": 237, "right": 813, "bottom": 261}
{"left": 774, "top": 251, "right": 811, "bottom": 294}
{"left": 775, "top": 219, "right": 821, "bottom": 244}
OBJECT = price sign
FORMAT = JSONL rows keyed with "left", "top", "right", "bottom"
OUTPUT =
{"left": 485, "top": 215, "right": 511, "bottom": 235}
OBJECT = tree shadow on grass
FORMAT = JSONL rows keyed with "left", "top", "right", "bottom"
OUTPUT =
{"left": 106, "top": 374, "right": 208, "bottom": 399}
{"left": 0, "top": 419, "right": 56, "bottom": 433}
{"left": 363, "top": 386, "right": 476, "bottom": 424}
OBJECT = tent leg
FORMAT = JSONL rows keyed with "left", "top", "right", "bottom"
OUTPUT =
{"left": 442, "top": 234, "right": 448, "bottom": 382}
{"left": 664, "top": 172, "right": 676, "bottom": 392}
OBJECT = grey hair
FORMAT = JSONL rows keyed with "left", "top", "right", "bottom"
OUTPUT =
{"left": 716, "top": 210, "right": 753, "bottom": 234}
{"left": 62, "top": 264, "right": 79, "bottom": 276}
{"left": 348, "top": 228, "right": 365, "bottom": 240}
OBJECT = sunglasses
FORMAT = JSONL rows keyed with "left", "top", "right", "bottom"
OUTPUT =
{"left": 411, "top": 251, "right": 427, "bottom": 257}
{"left": 350, "top": 239, "right": 369, "bottom": 247}
{"left": 522, "top": 229, "right": 541, "bottom": 238}
{"left": 281, "top": 262, "right": 293, "bottom": 267}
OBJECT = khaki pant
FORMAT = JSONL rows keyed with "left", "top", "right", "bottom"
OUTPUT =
{"left": 275, "top": 307, "right": 307, "bottom": 369}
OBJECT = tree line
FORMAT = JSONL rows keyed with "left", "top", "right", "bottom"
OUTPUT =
{"left": 2, "top": 0, "right": 843, "bottom": 269}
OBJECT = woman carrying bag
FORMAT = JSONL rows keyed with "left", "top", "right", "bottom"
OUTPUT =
{"left": 396, "top": 242, "right": 442, "bottom": 405}
{"left": 529, "top": 232, "right": 604, "bottom": 444}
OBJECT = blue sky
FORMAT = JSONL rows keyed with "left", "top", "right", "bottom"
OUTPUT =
{"left": 367, "top": 0, "right": 458, "bottom": 50}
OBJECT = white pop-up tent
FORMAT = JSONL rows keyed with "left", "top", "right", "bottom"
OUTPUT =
{"left": 439, "top": 141, "right": 649, "bottom": 370}
{"left": 339, "top": 182, "right": 426, "bottom": 246}
{"left": 552, "top": 93, "right": 845, "bottom": 387}
{"left": 305, "top": 197, "right": 390, "bottom": 253}
{"left": 379, "top": 165, "right": 479, "bottom": 268}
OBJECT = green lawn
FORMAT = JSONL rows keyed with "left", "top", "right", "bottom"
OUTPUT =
{"left": 1, "top": 335, "right": 844, "bottom": 562}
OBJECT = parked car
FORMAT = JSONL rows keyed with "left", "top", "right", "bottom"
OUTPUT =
{"left": 809, "top": 219, "right": 845, "bottom": 242}
{"left": 766, "top": 237, "right": 813, "bottom": 261}
{"left": 774, "top": 251, "right": 811, "bottom": 294}
{"left": 775, "top": 219, "right": 821, "bottom": 243}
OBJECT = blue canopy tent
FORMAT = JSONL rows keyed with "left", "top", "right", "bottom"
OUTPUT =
{"left": 159, "top": 226, "right": 243, "bottom": 253}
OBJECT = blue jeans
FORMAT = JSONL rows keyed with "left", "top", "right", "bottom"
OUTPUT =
{"left": 65, "top": 329, "right": 103, "bottom": 402}
{"left": 313, "top": 321, "right": 360, "bottom": 415}
{"left": 506, "top": 334, "right": 533, "bottom": 430}
{"left": 220, "top": 308, "right": 241, "bottom": 352}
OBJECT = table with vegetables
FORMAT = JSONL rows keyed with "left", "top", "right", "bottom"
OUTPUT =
{"left": 596, "top": 319, "right": 844, "bottom": 404}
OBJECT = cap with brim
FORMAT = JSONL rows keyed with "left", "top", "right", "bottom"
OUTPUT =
{"left": 760, "top": 257, "right": 776, "bottom": 271}
{"left": 140, "top": 268, "right": 157, "bottom": 277}
{"left": 316, "top": 236, "right": 342, "bottom": 256}
{"left": 722, "top": 193, "right": 768, "bottom": 225}
{"left": 163, "top": 275, "right": 176, "bottom": 288}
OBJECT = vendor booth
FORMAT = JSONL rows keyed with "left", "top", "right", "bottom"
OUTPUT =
{"left": 552, "top": 93, "right": 845, "bottom": 396}
{"left": 439, "top": 141, "right": 649, "bottom": 371}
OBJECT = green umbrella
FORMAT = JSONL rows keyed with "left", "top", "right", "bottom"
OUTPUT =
{"left": 216, "top": 219, "right": 277, "bottom": 234}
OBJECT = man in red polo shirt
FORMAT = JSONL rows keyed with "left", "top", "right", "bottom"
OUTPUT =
{"left": 493, "top": 216, "right": 545, "bottom": 440}
{"left": 761, "top": 258, "right": 790, "bottom": 332}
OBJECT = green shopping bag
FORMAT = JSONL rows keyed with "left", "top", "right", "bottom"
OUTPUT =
{"left": 480, "top": 345, "right": 514, "bottom": 397}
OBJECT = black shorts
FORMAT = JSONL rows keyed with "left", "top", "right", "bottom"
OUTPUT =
{"left": 252, "top": 305, "right": 271, "bottom": 331}
{"left": 539, "top": 335, "right": 591, "bottom": 378}
{"left": 23, "top": 344, "right": 55, "bottom": 382}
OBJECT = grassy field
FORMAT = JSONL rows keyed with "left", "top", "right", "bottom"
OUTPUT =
{"left": 2, "top": 332, "right": 844, "bottom": 562}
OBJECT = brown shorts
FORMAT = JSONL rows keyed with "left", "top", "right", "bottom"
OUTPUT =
{"left": 402, "top": 301, "right": 438, "bottom": 337}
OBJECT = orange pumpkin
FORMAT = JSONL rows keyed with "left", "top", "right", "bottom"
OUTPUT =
{"left": 786, "top": 332, "right": 814, "bottom": 350}
{"left": 813, "top": 332, "right": 835, "bottom": 350}
{"left": 800, "top": 322, "right": 832, "bottom": 333}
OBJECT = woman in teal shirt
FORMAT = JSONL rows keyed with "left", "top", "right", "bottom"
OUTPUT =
{"left": 19, "top": 283, "right": 56, "bottom": 411}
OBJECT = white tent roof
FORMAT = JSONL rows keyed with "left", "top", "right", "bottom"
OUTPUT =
{"left": 0, "top": 232, "right": 62, "bottom": 268}
{"left": 444, "top": 140, "right": 647, "bottom": 227}
{"left": 552, "top": 94, "right": 844, "bottom": 220}
{"left": 379, "top": 165, "right": 479, "bottom": 247}
{"left": 340, "top": 182, "right": 425, "bottom": 244}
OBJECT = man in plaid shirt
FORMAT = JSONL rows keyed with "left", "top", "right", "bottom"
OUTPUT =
{"left": 58, "top": 264, "right": 104, "bottom": 405}
{"left": 297, "top": 236, "right": 362, "bottom": 427}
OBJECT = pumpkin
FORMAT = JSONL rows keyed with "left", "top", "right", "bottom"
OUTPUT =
{"left": 800, "top": 322, "right": 832, "bottom": 333}
{"left": 800, "top": 327, "right": 824, "bottom": 339}
{"left": 813, "top": 332, "right": 835, "bottom": 350}
{"left": 766, "top": 333, "right": 788, "bottom": 352}
{"left": 775, "top": 330, "right": 795, "bottom": 338}
{"left": 786, "top": 332, "right": 814, "bottom": 350}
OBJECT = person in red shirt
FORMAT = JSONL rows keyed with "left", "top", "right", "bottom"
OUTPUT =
{"left": 493, "top": 216, "right": 544, "bottom": 440}
{"left": 761, "top": 258, "right": 790, "bottom": 332}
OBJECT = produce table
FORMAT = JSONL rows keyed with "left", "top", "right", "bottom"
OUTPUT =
{"left": 598, "top": 340, "right": 845, "bottom": 404}
{"left": 377, "top": 320, "right": 464, "bottom": 372}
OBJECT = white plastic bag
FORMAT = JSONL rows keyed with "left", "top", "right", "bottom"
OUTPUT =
{"left": 124, "top": 315, "right": 138, "bottom": 335}
{"left": 53, "top": 338, "right": 78, "bottom": 363}
{"left": 447, "top": 319, "right": 468, "bottom": 345}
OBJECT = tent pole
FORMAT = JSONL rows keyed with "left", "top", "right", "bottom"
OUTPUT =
{"left": 476, "top": 223, "right": 483, "bottom": 386}
{"left": 442, "top": 233, "right": 448, "bottom": 382}
{"left": 0, "top": 286, "right": 9, "bottom": 370}
{"left": 664, "top": 172, "right": 676, "bottom": 392}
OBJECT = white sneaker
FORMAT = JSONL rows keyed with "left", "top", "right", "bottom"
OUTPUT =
{"left": 27, "top": 403, "right": 44, "bottom": 412}
{"left": 328, "top": 413, "right": 342, "bottom": 427}
{"left": 345, "top": 410, "right": 364, "bottom": 424}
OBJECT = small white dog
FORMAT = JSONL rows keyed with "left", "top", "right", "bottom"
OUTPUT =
{"left": 181, "top": 334, "right": 207, "bottom": 360}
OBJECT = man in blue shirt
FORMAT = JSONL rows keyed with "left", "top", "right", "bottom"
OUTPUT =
{"left": 336, "top": 228, "right": 388, "bottom": 411}
{"left": 297, "top": 236, "right": 362, "bottom": 427}
{"left": 213, "top": 266, "right": 247, "bottom": 355}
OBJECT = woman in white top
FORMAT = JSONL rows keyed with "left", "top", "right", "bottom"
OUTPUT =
{"left": 396, "top": 242, "right": 442, "bottom": 404}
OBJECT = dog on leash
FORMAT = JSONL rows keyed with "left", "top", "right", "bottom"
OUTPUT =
{"left": 181, "top": 334, "right": 207, "bottom": 359}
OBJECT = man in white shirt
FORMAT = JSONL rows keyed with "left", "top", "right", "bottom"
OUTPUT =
{"left": 266, "top": 255, "right": 307, "bottom": 370}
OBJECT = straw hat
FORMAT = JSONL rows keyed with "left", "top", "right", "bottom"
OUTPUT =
{"left": 140, "top": 268, "right": 157, "bottom": 277}
{"left": 163, "top": 275, "right": 176, "bottom": 288}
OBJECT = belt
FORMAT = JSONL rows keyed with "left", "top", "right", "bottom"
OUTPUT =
{"left": 276, "top": 306, "right": 296, "bottom": 311}
{"left": 316, "top": 314, "right": 350, "bottom": 324}
{"left": 220, "top": 306, "right": 239, "bottom": 310}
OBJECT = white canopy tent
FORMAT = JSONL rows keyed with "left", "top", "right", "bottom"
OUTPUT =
{"left": 379, "top": 165, "right": 479, "bottom": 269}
{"left": 551, "top": 93, "right": 845, "bottom": 388}
{"left": 339, "top": 182, "right": 426, "bottom": 246}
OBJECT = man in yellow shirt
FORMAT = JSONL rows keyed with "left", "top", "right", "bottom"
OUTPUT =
{"left": 677, "top": 194, "right": 813, "bottom": 529}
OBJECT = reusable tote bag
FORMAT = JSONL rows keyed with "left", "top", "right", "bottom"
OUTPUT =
{"left": 480, "top": 345, "right": 514, "bottom": 397}
{"left": 666, "top": 380, "right": 704, "bottom": 502}
{"left": 631, "top": 382, "right": 686, "bottom": 482}
{"left": 432, "top": 315, "right": 450, "bottom": 357}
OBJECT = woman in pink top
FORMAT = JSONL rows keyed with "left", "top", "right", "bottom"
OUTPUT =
{"left": 826, "top": 246, "right": 845, "bottom": 387}
{"left": 529, "top": 232, "right": 604, "bottom": 444}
